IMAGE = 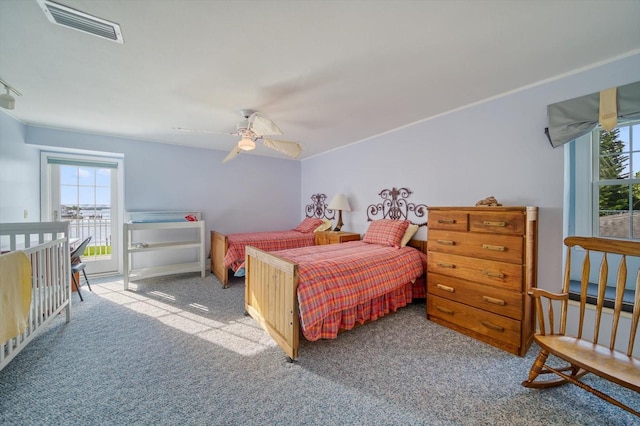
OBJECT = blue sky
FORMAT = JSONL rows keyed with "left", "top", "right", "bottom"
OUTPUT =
{"left": 60, "top": 166, "right": 111, "bottom": 206}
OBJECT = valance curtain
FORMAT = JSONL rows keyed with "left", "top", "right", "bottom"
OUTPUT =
{"left": 545, "top": 80, "right": 640, "bottom": 148}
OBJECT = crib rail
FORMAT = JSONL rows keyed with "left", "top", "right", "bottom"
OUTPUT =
{"left": 0, "top": 221, "right": 69, "bottom": 251}
{"left": 1, "top": 222, "right": 71, "bottom": 371}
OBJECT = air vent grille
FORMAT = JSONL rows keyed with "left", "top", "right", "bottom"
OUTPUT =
{"left": 37, "top": 0, "right": 123, "bottom": 44}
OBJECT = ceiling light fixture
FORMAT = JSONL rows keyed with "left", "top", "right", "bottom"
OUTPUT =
{"left": 0, "top": 78, "right": 21, "bottom": 110}
{"left": 238, "top": 136, "right": 256, "bottom": 151}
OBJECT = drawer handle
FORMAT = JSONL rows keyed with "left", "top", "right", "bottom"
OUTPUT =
{"left": 437, "top": 262, "right": 455, "bottom": 269}
{"left": 436, "top": 239, "right": 455, "bottom": 246}
{"left": 483, "top": 221, "right": 506, "bottom": 227}
{"left": 482, "top": 270, "right": 504, "bottom": 278}
{"left": 481, "top": 321, "right": 505, "bottom": 332}
{"left": 437, "top": 219, "right": 456, "bottom": 224}
{"left": 482, "top": 244, "right": 505, "bottom": 252}
{"left": 436, "top": 306, "right": 454, "bottom": 315}
{"left": 436, "top": 284, "right": 455, "bottom": 293}
{"left": 482, "top": 295, "right": 506, "bottom": 306}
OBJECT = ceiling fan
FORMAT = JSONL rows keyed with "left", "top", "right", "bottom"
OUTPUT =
{"left": 177, "top": 110, "right": 303, "bottom": 163}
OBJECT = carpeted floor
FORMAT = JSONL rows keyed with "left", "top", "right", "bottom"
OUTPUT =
{"left": 1, "top": 272, "right": 638, "bottom": 425}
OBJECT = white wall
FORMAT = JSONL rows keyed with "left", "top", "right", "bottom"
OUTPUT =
{"left": 0, "top": 113, "right": 40, "bottom": 222}
{"left": 301, "top": 52, "right": 640, "bottom": 293}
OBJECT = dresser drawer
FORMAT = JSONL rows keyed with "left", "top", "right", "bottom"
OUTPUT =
{"left": 469, "top": 211, "right": 524, "bottom": 235}
{"left": 427, "top": 273, "right": 523, "bottom": 320}
{"left": 427, "top": 252, "right": 523, "bottom": 292}
{"left": 428, "top": 211, "right": 468, "bottom": 232}
{"left": 428, "top": 229, "right": 523, "bottom": 264}
{"left": 427, "top": 295, "right": 521, "bottom": 347}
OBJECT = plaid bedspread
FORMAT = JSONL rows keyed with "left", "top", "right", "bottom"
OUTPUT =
{"left": 224, "top": 230, "right": 315, "bottom": 271}
{"left": 272, "top": 241, "right": 427, "bottom": 341}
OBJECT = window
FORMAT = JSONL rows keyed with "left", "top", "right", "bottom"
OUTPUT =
{"left": 593, "top": 122, "right": 640, "bottom": 240}
{"left": 569, "top": 121, "right": 640, "bottom": 240}
{"left": 567, "top": 121, "right": 640, "bottom": 309}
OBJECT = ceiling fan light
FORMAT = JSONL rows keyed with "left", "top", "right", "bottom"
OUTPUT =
{"left": 238, "top": 136, "right": 255, "bottom": 151}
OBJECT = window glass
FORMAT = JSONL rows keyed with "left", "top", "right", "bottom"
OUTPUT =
{"left": 595, "top": 122, "right": 640, "bottom": 240}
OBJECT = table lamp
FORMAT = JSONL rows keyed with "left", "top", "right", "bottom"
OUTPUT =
{"left": 328, "top": 194, "right": 351, "bottom": 231}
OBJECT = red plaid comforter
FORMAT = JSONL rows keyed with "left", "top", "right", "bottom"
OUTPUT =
{"left": 224, "top": 230, "right": 315, "bottom": 272}
{"left": 272, "top": 241, "right": 427, "bottom": 341}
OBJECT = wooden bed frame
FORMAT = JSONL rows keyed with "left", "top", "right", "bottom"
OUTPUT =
{"left": 244, "top": 238, "right": 427, "bottom": 361}
{"left": 210, "top": 230, "right": 231, "bottom": 287}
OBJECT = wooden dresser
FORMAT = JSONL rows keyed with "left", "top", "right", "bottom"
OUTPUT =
{"left": 426, "top": 206, "right": 538, "bottom": 356}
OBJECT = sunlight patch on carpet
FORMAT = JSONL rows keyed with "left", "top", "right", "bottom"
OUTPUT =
{"left": 92, "top": 280, "right": 277, "bottom": 356}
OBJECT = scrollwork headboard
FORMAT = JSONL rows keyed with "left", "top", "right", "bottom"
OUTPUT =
{"left": 305, "top": 193, "right": 336, "bottom": 220}
{"left": 366, "top": 187, "right": 427, "bottom": 226}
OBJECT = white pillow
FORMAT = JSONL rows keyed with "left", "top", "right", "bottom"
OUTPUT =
{"left": 400, "top": 224, "right": 419, "bottom": 247}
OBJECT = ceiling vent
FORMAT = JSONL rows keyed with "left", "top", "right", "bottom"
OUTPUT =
{"left": 36, "top": 0, "right": 124, "bottom": 44}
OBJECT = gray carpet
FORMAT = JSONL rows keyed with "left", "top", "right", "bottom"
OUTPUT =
{"left": 1, "top": 272, "right": 638, "bottom": 426}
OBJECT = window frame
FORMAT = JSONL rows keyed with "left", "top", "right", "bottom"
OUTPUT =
{"left": 567, "top": 121, "right": 640, "bottom": 300}
{"left": 40, "top": 151, "right": 125, "bottom": 274}
{"left": 570, "top": 121, "right": 640, "bottom": 241}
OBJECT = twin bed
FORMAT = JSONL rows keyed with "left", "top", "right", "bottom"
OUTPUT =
{"left": 243, "top": 187, "right": 429, "bottom": 360}
{"left": 211, "top": 194, "right": 334, "bottom": 288}
{"left": 211, "top": 227, "right": 321, "bottom": 288}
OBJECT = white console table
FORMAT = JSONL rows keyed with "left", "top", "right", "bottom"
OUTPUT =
{"left": 123, "top": 214, "right": 206, "bottom": 290}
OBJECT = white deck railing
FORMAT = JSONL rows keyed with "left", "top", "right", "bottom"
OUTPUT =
{"left": 67, "top": 218, "right": 111, "bottom": 258}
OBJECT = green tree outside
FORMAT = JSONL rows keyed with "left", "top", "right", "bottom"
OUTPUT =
{"left": 599, "top": 128, "right": 629, "bottom": 214}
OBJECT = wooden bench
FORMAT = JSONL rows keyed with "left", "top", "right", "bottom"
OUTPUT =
{"left": 522, "top": 236, "right": 640, "bottom": 417}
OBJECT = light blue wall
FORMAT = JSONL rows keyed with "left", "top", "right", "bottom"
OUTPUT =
{"left": 301, "top": 52, "right": 640, "bottom": 293}
{"left": 0, "top": 118, "right": 302, "bottom": 255}
{"left": 0, "top": 113, "right": 40, "bottom": 222}
{"left": 25, "top": 126, "right": 302, "bottom": 236}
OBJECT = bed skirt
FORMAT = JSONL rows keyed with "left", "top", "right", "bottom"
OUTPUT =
{"left": 304, "top": 277, "right": 424, "bottom": 341}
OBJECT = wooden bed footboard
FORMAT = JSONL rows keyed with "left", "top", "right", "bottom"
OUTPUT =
{"left": 245, "top": 238, "right": 426, "bottom": 361}
{"left": 210, "top": 230, "right": 229, "bottom": 288}
{"left": 245, "top": 245, "right": 300, "bottom": 360}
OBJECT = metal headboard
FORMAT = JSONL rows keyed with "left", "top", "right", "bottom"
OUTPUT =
{"left": 366, "top": 187, "right": 427, "bottom": 226}
{"left": 305, "top": 193, "right": 336, "bottom": 220}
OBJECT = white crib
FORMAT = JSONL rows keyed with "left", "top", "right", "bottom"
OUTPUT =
{"left": 0, "top": 222, "right": 71, "bottom": 371}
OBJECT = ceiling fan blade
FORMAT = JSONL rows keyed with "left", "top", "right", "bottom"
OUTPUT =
{"left": 263, "top": 138, "right": 302, "bottom": 159}
{"left": 175, "top": 127, "right": 237, "bottom": 136}
{"left": 248, "top": 112, "right": 283, "bottom": 136}
{"left": 222, "top": 146, "right": 242, "bottom": 163}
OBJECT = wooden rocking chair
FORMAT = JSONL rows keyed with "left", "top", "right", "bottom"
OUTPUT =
{"left": 522, "top": 236, "right": 640, "bottom": 417}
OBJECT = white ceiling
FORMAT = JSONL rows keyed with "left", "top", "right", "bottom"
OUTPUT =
{"left": 1, "top": 0, "right": 639, "bottom": 160}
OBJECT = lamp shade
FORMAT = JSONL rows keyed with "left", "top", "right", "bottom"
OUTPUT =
{"left": 328, "top": 194, "right": 351, "bottom": 212}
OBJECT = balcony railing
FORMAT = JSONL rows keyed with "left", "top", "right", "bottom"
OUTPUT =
{"left": 65, "top": 218, "right": 111, "bottom": 259}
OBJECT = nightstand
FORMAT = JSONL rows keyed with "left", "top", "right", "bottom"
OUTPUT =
{"left": 315, "top": 231, "right": 361, "bottom": 245}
